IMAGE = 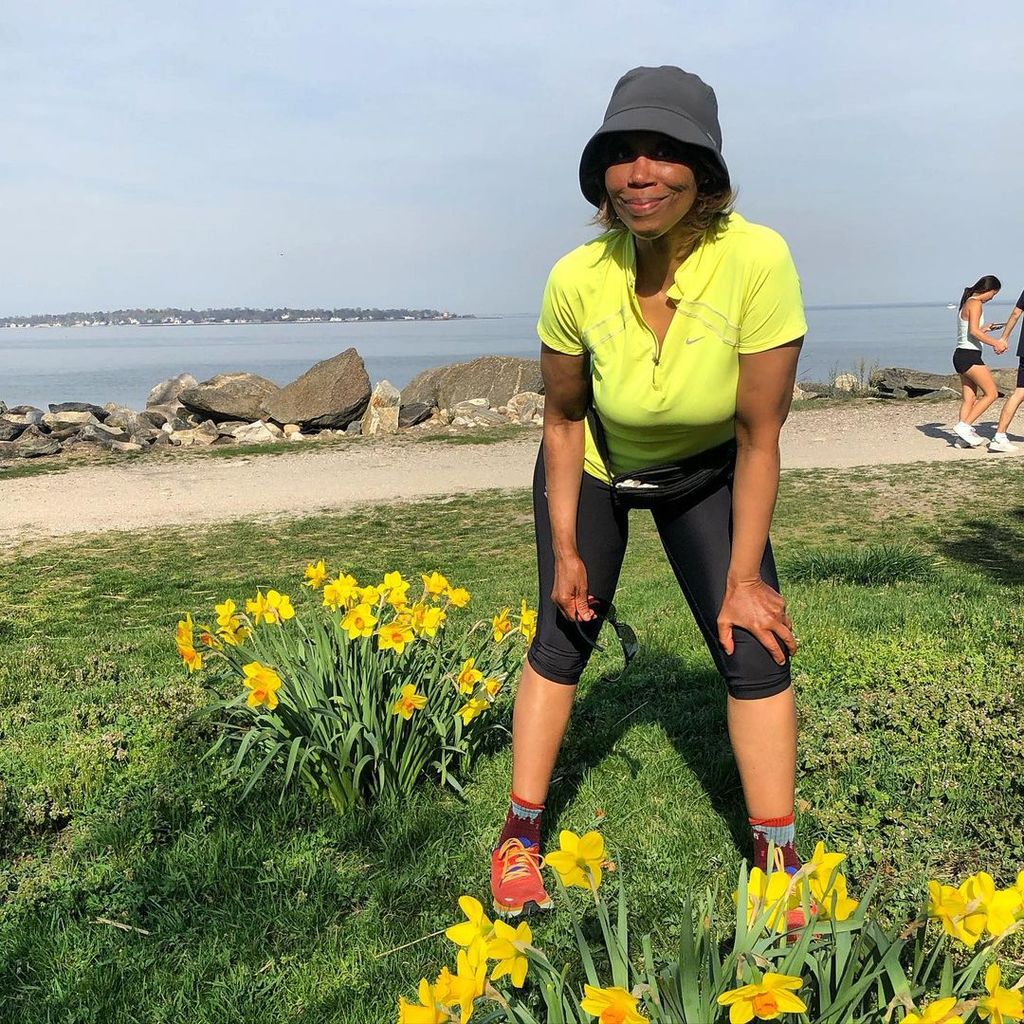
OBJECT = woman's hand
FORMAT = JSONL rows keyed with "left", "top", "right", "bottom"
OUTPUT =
{"left": 552, "top": 553, "right": 595, "bottom": 623}
{"left": 994, "top": 338, "right": 1009, "bottom": 355}
{"left": 717, "top": 576, "right": 797, "bottom": 667}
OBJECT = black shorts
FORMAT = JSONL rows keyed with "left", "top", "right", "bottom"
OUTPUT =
{"left": 1017, "top": 357, "right": 1024, "bottom": 390}
{"left": 953, "top": 348, "right": 984, "bottom": 374}
{"left": 526, "top": 447, "right": 792, "bottom": 701}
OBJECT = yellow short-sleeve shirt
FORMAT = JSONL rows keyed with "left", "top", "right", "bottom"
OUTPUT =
{"left": 537, "top": 212, "right": 807, "bottom": 483}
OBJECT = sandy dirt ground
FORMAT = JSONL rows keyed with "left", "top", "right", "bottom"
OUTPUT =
{"left": 1, "top": 398, "right": 1019, "bottom": 545}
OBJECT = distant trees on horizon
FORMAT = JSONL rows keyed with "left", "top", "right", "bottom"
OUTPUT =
{"left": 2, "top": 306, "right": 470, "bottom": 327}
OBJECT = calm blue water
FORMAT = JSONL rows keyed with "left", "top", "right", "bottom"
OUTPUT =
{"left": 1, "top": 303, "right": 1021, "bottom": 411}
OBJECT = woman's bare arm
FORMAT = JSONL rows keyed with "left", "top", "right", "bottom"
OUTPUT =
{"left": 540, "top": 344, "right": 595, "bottom": 622}
{"left": 718, "top": 338, "right": 802, "bottom": 664}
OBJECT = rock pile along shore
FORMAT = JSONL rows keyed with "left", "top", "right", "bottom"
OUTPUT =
{"left": 0, "top": 350, "right": 547, "bottom": 461}
{"left": 3, "top": 350, "right": 1011, "bottom": 463}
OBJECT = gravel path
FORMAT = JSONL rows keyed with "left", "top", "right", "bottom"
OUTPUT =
{"left": 1, "top": 398, "right": 1018, "bottom": 544}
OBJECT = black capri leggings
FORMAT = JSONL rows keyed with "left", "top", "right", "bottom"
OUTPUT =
{"left": 526, "top": 447, "right": 792, "bottom": 700}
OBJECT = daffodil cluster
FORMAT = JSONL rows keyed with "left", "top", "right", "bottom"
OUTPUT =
{"left": 183, "top": 561, "right": 536, "bottom": 812}
{"left": 398, "top": 896, "right": 533, "bottom": 1023}
{"left": 927, "top": 869, "right": 1024, "bottom": 948}
{"left": 737, "top": 842, "right": 858, "bottom": 934}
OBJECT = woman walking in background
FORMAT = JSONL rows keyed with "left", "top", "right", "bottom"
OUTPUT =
{"left": 952, "top": 275, "right": 1007, "bottom": 447}
{"left": 988, "top": 286, "right": 1024, "bottom": 453}
{"left": 490, "top": 66, "right": 807, "bottom": 923}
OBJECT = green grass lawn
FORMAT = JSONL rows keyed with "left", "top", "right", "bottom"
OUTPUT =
{"left": 1, "top": 460, "right": 1023, "bottom": 1022}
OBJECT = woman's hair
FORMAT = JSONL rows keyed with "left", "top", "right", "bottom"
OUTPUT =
{"left": 591, "top": 144, "right": 736, "bottom": 250}
{"left": 959, "top": 275, "right": 1001, "bottom": 310}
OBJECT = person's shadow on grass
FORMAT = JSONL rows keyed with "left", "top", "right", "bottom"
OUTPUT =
{"left": 540, "top": 649, "right": 752, "bottom": 859}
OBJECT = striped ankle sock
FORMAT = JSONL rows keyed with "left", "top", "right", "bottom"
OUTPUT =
{"left": 749, "top": 812, "right": 799, "bottom": 873}
{"left": 498, "top": 791, "right": 544, "bottom": 849}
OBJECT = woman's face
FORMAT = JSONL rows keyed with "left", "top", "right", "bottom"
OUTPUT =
{"left": 602, "top": 131, "right": 699, "bottom": 240}
{"left": 979, "top": 289, "right": 999, "bottom": 302}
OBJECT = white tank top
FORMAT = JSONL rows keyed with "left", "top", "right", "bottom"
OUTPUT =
{"left": 957, "top": 302, "right": 982, "bottom": 351}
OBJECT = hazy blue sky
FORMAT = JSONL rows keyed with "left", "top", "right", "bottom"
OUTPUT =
{"left": 2, "top": 1, "right": 1022, "bottom": 315}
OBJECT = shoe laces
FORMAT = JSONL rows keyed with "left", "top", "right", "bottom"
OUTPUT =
{"left": 497, "top": 838, "right": 544, "bottom": 885}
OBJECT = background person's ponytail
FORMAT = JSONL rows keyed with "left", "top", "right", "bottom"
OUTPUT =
{"left": 959, "top": 275, "right": 1002, "bottom": 311}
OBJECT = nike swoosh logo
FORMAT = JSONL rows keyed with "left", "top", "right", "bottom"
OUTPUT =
{"left": 684, "top": 336, "right": 702, "bottom": 345}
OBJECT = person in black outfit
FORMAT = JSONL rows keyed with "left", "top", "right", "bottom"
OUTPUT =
{"left": 989, "top": 289, "right": 1024, "bottom": 452}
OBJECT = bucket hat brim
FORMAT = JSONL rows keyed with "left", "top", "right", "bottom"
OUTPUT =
{"left": 578, "top": 105, "right": 730, "bottom": 207}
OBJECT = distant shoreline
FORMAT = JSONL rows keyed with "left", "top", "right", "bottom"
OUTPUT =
{"left": 1, "top": 317, "right": 488, "bottom": 330}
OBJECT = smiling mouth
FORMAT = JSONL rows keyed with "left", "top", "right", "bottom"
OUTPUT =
{"left": 620, "top": 196, "right": 667, "bottom": 215}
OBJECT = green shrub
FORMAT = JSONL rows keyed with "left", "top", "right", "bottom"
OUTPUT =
{"left": 782, "top": 544, "right": 936, "bottom": 587}
{"left": 179, "top": 564, "right": 534, "bottom": 814}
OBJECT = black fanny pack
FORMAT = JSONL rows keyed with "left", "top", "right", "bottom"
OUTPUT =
{"left": 587, "top": 406, "right": 736, "bottom": 510}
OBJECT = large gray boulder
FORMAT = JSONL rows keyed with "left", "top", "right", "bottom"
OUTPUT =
{"left": 0, "top": 416, "right": 27, "bottom": 442}
{"left": 12, "top": 424, "right": 61, "bottom": 458}
{"left": 398, "top": 402, "right": 433, "bottom": 428}
{"left": 147, "top": 373, "right": 198, "bottom": 408}
{"left": 42, "top": 410, "right": 100, "bottom": 433}
{"left": 870, "top": 368, "right": 960, "bottom": 396}
{"left": 180, "top": 373, "right": 280, "bottom": 423}
{"left": 48, "top": 401, "right": 108, "bottom": 420}
{"left": 361, "top": 380, "right": 401, "bottom": 437}
{"left": 262, "top": 348, "right": 370, "bottom": 429}
{"left": 401, "top": 356, "right": 543, "bottom": 411}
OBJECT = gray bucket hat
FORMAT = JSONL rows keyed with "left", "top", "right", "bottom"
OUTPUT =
{"left": 578, "top": 65, "right": 730, "bottom": 207}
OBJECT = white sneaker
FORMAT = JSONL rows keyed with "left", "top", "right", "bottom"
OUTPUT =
{"left": 988, "top": 437, "right": 1017, "bottom": 453}
{"left": 954, "top": 423, "right": 985, "bottom": 447}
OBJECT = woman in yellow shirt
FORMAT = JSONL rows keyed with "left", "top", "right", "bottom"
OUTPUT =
{"left": 491, "top": 66, "right": 808, "bottom": 922}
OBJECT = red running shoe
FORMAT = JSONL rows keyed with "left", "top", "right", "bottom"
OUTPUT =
{"left": 491, "top": 838, "right": 552, "bottom": 919}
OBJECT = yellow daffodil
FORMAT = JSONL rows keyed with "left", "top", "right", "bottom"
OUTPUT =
{"left": 740, "top": 868, "right": 801, "bottom": 933}
{"left": 358, "top": 584, "right": 382, "bottom": 606}
{"left": 441, "top": 947, "right": 486, "bottom": 1023}
{"left": 397, "top": 977, "right": 446, "bottom": 1024}
{"left": 717, "top": 973, "right": 807, "bottom": 1022}
{"left": 978, "top": 963, "right": 1024, "bottom": 1023}
{"left": 928, "top": 881, "right": 982, "bottom": 947}
{"left": 422, "top": 571, "right": 450, "bottom": 598}
{"left": 340, "top": 602, "right": 377, "bottom": 640}
{"left": 492, "top": 607, "right": 513, "bottom": 643}
{"left": 969, "top": 872, "right": 1023, "bottom": 938}
{"left": 393, "top": 684, "right": 427, "bottom": 720}
{"left": 410, "top": 602, "right": 445, "bottom": 638}
{"left": 176, "top": 615, "right": 203, "bottom": 672}
{"left": 811, "top": 870, "right": 858, "bottom": 922}
{"left": 488, "top": 919, "right": 531, "bottom": 988}
{"left": 904, "top": 996, "right": 964, "bottom": 1024}
{"left": 956, "top": 876, "right": 988, "bottom": 948}
{"left": 518, "top": 599, "right": 538, "bottom": 643}
{"left": 580, "top": 984, "right": 648, "bottom": 1023}
{"left": 322, "top": 573, "right": 359, "bottom": 611}
{"left": 447, "top": 586, "right": 470, "bottom": 608}
{"left": 242, "top": 661, "right": 283, "bottom": 711}
{"left": 456, "top": 657, "right": 484, "bottom": 694}
{"left": 245, "top": 591, "right": 268, "bottom": 623}
{"left": 214, "top": 599, "right": 238, "bottom": 628}
{"left": 198, "top": 624, "right": 222, "bottom": 649}
{"left": 446, "top": 895, "right": 495, "bottom": 958}
{"left": 218, "top": 617, "right": 250, "bottom": 646}
{"left": 181, "top": 645, "right": 202, "bottom": 672}
{"left": 433, "top": 965, "right": 454, "bottom": 1006}
{"left": 484, "top": 676, "right": 503, "bottom": 697}
{"left": 378, "top": 620, "right": 415, "bottom": 654}
{"left": 545, "top": 830, "right": 605, "bottom": 891}
{"left": 421, "top": 606, "right": 445, "bottom": 638}
{"left": 246, "top": 589, "right": 295, "bottom": 625}
{"left": 457, "top": 698, "right": 490, "bottom": 725}
{"left": 176, "top": 613, "right": 195, "bottom": 652}
{"left": 382, "top": 571, "right": 411, "bottom": 608}
{"left": 303, "top": 560, "right": 327, "bottom": 589}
